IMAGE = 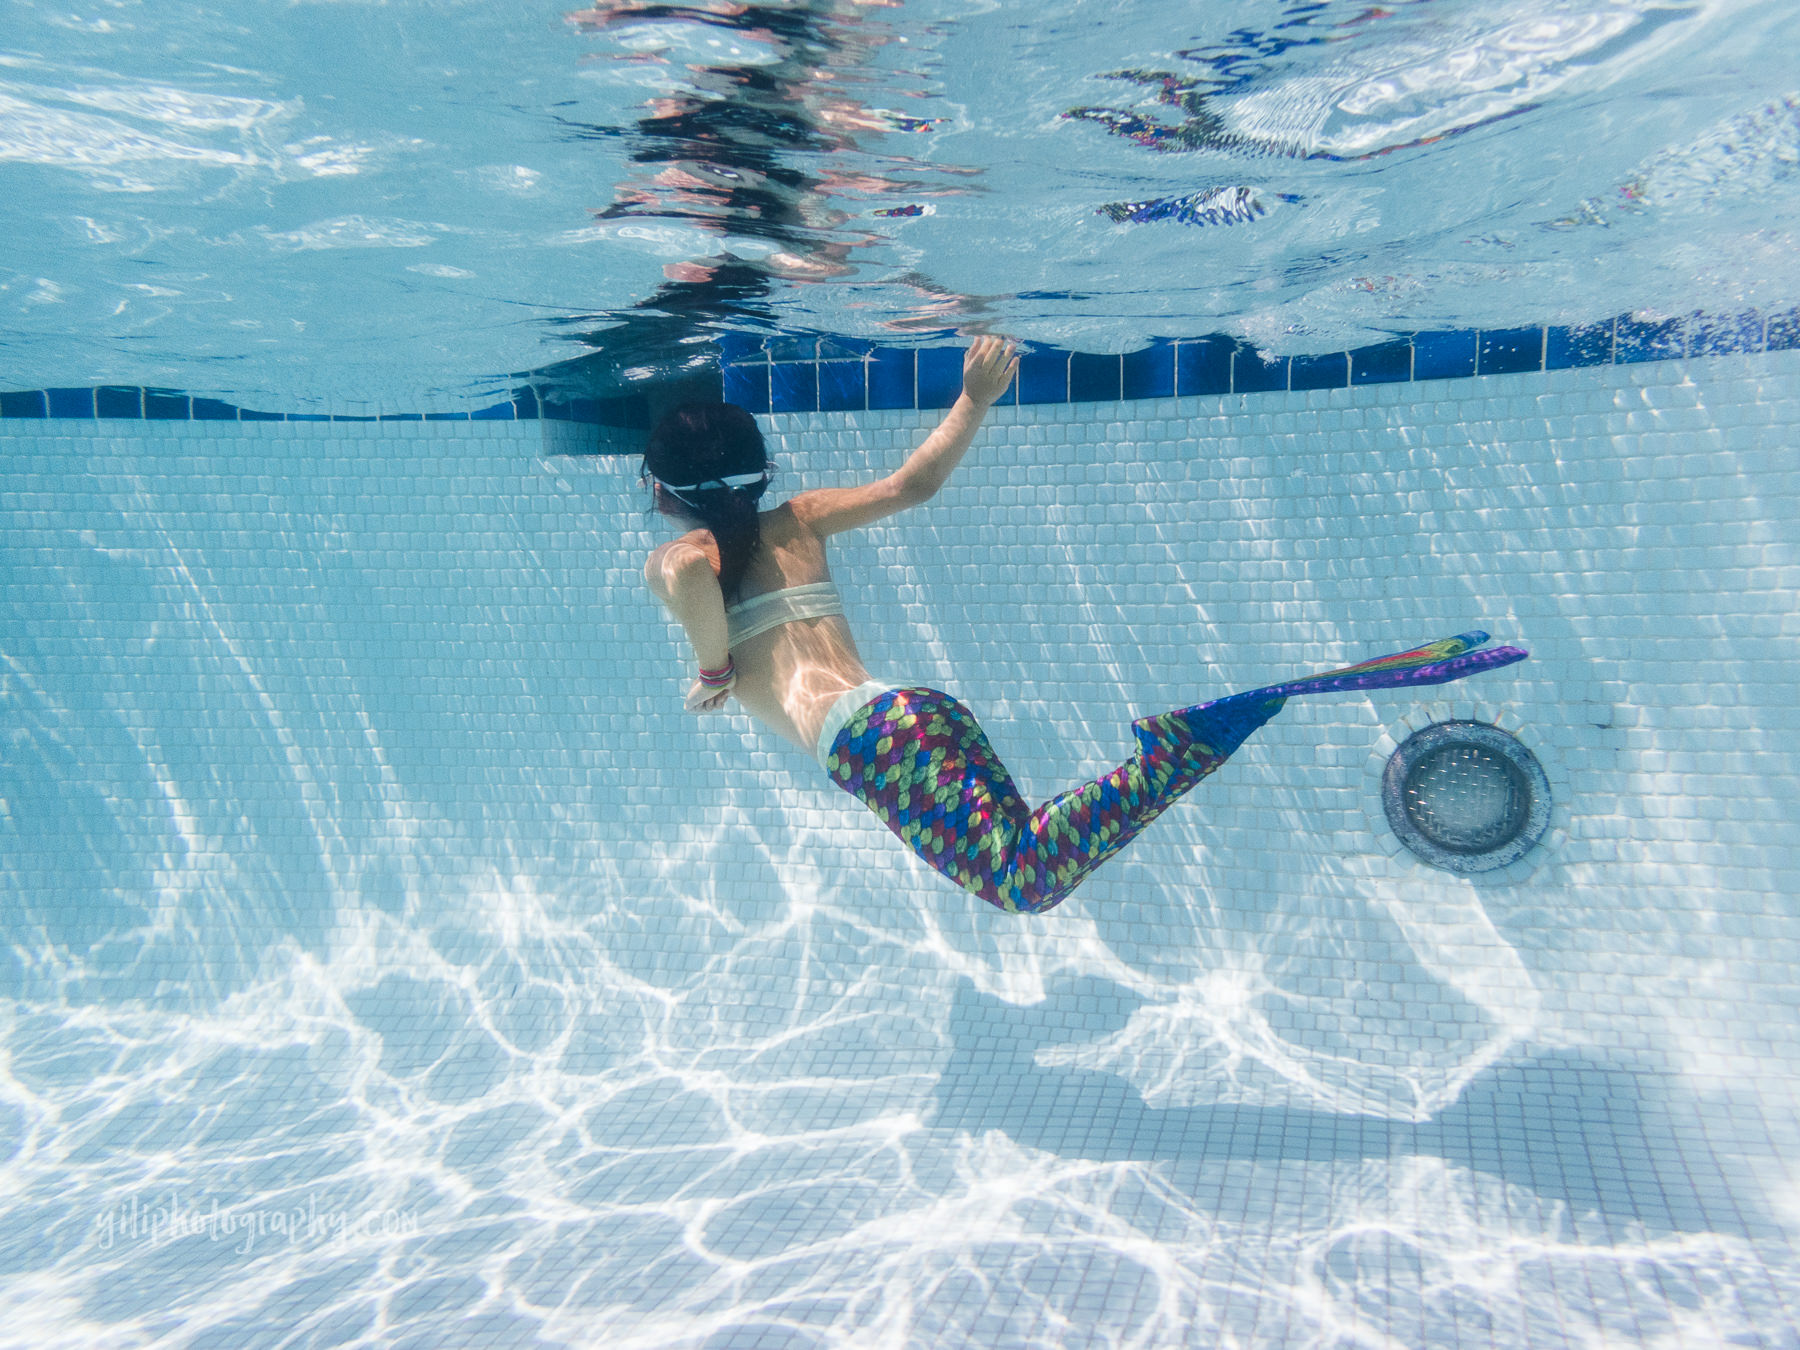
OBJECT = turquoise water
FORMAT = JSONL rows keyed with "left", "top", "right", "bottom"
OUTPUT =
{"left": 5, "top": 2, "right": 1800, "bottom": 1347}
{"left": 3, "top": 0, "right": 1798, "bottom": 403}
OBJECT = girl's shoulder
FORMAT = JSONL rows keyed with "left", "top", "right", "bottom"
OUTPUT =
{"left": 646, "top": 528, "right": 719, "bottom": 581}
{"left": 647, "top": 504, "right": 808, "bottom": 587}
{"left": 679, "top": 528, "right": 721, "bottom": 574}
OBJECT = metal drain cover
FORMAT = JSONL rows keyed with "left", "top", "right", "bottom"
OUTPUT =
{"left": 1382, "top": 721, "right": 1550, "bottom": 873}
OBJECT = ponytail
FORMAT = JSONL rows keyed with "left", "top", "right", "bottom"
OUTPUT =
{"left": 694, "top": 486, "right": 763, "bottom": 603}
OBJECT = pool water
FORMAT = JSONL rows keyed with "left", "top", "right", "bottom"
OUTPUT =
{"left": 3, "top": 2, "right": 1800, "bottom": 1348}
{"left": 3, "top": 0, "right": 1797, "bottom": 406}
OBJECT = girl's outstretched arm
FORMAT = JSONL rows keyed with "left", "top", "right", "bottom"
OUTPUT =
{"left": 889, "top": 336, "right": 1018, "bottom": 502}
{"left": 789, "top": 337, "right": 1018, "bottom": 538}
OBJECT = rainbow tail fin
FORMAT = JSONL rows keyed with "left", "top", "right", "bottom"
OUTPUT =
{"left": 1134, "top": 633, "right": 1528, "bottom": 760}
{"left": 1195, "top": 631, "right": 1527, "bottom": 714}
{"left": 1252, "top": 630, "right": 1529, "bottom": 700}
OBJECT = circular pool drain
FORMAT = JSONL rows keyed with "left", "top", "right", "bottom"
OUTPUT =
{"left": 1381, "top": 721, "right": 1550, "bottom": 874}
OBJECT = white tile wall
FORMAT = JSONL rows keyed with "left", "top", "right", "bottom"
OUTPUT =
{"left": 2, "top": 352, "right": 1796, "bottom": 1347}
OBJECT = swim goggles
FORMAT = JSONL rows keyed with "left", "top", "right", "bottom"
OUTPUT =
{"left": 656, "top": 469, "right": 770, "bottom": 507}
{"left": 657, "top": 470, "right": 769, "bottom": 493}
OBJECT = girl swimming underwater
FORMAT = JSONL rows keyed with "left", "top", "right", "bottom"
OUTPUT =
{"left": 643, "top": 337, "right": 1526, "bottom": 914}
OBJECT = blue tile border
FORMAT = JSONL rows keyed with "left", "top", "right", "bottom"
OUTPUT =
{"left": 916, "top": 347, "right": 963, "bottom": 410}
{"left": 1478, "top": 327, "right": 1544, "bottom": 376}
{"left": 1018, "top": 348, "right": 1069, "bottom": 405}
{"left": 0, "top": 383, "right": 652, "bottom": 426}
{"left": 1690, "top": 311, "right": 1763, "bottom": 358}
{"left": 96, "top": 386, "right": 143, "bottom": 418}
{"left": 708, "top": 306, "right": 1790, "bottom": 417}
{"left": 867, "top": 348, "right": 915, "bottom": 410}
{"left": 1414, "top": 329, "right": 1477, "bottom": 381}
{"left": 1069, "top": 352, "right": 1122, "bottom": 402}
{"left": 1547, "top": 321, "right": 1614, "bottom": 370}
{"left": 1290, "top": 352, "right": 1348, "bottom": 391}
{"left": 1122, "top": 342, "right": 1174, "bottom": 401}
{"left": 47, "top": 387, "right": 93, "bottom": 417}
{"left": 1233, "top": 347, "right": 1288, "bottom": 393}
{"left": 817, "top": 360, "right": 865, "bottom": 413}
{"left": 721, "top": 362, "right": 771, "bottom": 414}
{"left": 1350, "top": 339, "right": 1411, "bottom": 385}
{"left": 144, "top": 389, "right": 189, "bottom": 420}
{"left": 1, "top": 390, "right": 47, "bottom": 418}
{"left": 1617, "top": 314, "right": 1686, "bottom": 364}
{"left": 1175, "top": 338, "right": 1232, "bottom": 396}
{"left": 770, "top": 360, "right": 818, "bottom": 415}
{"left": 5, "top": 307, "right": 1793, "bottom": 424}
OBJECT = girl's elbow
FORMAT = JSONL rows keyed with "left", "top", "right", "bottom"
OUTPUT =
{"left": 890, "top": 471, "right": 938, "bottom": 508}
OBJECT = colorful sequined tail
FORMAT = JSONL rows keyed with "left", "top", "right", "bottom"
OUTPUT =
{"left": 825, "top": 634, "right": 1529, "bottom": 918}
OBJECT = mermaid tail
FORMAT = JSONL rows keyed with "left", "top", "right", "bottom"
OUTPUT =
{"left": 825, "top": 633, "right": 1528, "bottom": 915}
{"left": 1136, "top": 631, "right": 1528, "bottom": 759}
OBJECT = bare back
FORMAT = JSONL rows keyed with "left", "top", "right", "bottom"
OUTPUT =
{"left": 679, "top": 502, "right": 874, "bottom": 754}
{"left": 646, "top": 337, "right": 1017, "bottom": 754}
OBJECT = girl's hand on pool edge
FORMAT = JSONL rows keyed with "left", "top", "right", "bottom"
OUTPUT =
{"left": 963, "top": 336, "right": 1018, "bottom": 407}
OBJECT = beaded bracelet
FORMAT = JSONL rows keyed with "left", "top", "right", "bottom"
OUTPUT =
{"left": 698, "top": 659, "right": 736, "bottom": 689}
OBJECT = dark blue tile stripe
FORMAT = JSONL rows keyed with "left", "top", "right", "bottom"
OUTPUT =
{"left": 47, "top": 387, "right": 94, "bottom": 417}
{"left": 1290, "top": 352, "right": 1348, "bottom": 391}
{"left": 1069, "top": 352, "right": 1122, "bottom": 402}
{"left": 1234, "top": 348, "right": 1289, "bottom": 393}
{"left": 770, "top": 360, "right": 819, "bottom": 415}
{"left": 95, "top": 386, "right": 141, "bottom": 418}
{"left": 1547, "top": 320, "right": 1614, "bottom": 370}
{"left": 817, "top": 360, "right": 866, "bottom": 412}
{"left": 1414, "top": 329, "right": 1477, "bottom": 381}
{"left": 721, "top": 307, "right": 1795, "bottom": 414}
{"left": 144, "top": 389, "right": 189, "bottom": 420}
{"left": 0, "top": 390, "right": 47, "bottom": 418}
{"left": 1617, "top": 314, "right": 1685, "bottom": 364}
{"left": 915, "top": 347, "right": 963, "bottom": 410}
{"left": 867, "top": 348, "right": 914, "bottom": 410}
{"left": 1122, "top": 341, "right": 1174, "bottom": 400}
{"left": 1019, "top": 349, "right": 1069, "bottom": 405}
{"left": 1477, "top": 327, "right": 1544, "bottom": 376}
{"left": 1350, "top": 339, "right": 1411, "bottom": 385}
{"left": 1175, "top": 338, "right": 1232, "bottom": 396}
{"left": 6, "top": 307, "right": 1795, "bottom": 423}
{"left": 0, "top": 384, "right": 652, "bottom": 426}
{"left": 722, "top": 363, "right": 771, "bottom": 414}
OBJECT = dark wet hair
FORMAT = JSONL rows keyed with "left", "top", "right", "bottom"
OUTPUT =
{"left": 642, "top": 402, "right": 775, "bottom": 604}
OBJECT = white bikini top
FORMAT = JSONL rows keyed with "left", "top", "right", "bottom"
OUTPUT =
{"left": 724, "top": 580, "right": 846, "bottom": 649}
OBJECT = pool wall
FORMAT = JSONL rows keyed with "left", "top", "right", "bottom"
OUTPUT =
{"left": 3, "top": 349, "right": 1797, "bottom": 1345}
